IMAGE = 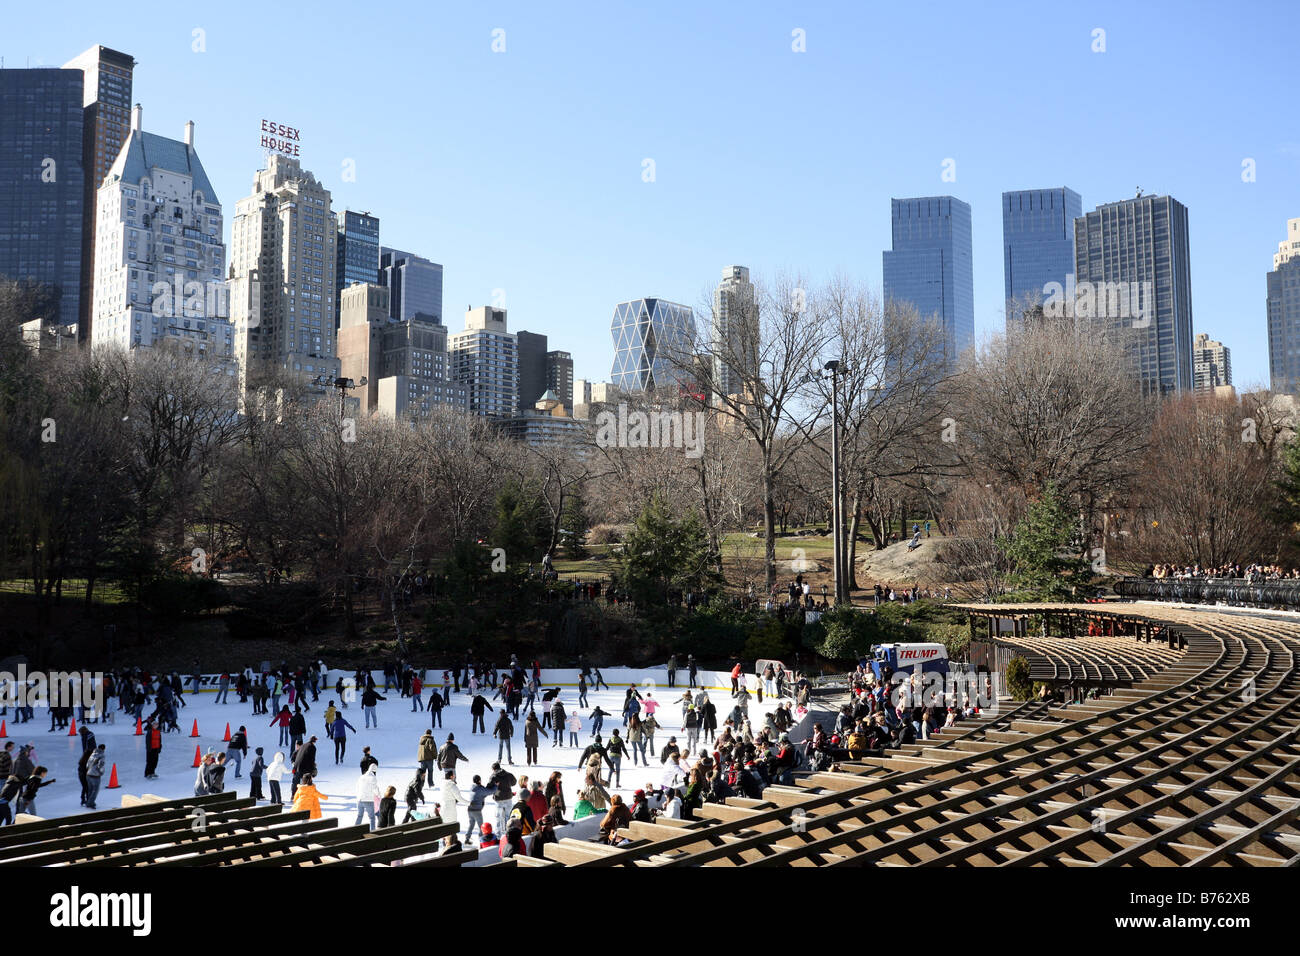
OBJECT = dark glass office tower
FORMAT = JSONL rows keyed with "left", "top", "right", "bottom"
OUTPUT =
{"left": 62, "top": 45, "right": 134, "bottom": 341}
{"left": 546, "top": 349, "right": 573, "bottom": 409}
{"left": 882, "top": 196, "right": 974, "bottom": 362}
{"left": 0, "top": 68, "right": 86, "bottom": 327}
{"left": 378, "top": 247, "right": 443, "bottom": 323}
{"left": 335, "top": 209, "right": 379, "bottom": 323}
{"left": 516, "top": 330, "right": 548, "bottom": 411}
{"left": 1002, "top": 187, "right": 1082, "bottom": 325}
{"left": 1074, "top": 194, "right": 1194, "bottom": 394}
{"left": 1267, "top": 218, "right": 1300, "bottom": 395}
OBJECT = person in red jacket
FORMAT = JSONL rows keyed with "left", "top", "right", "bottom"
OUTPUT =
{"left": 527, "top": 780, "right": 548, "bottom": 824}
{"left": 270, "top": 705, "right": 292, "bottom": 747}
{"left": 144, "top": 718, "right": 163, "bottom": 779}
{"left": 410, "top": 675, "right": 424, "bottom": 712}
{"left": 730, "top": 661, "right": 743, "bottom": 697}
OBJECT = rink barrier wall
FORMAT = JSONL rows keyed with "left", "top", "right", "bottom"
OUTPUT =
{"left": 176, "top": 667, "right": 778, "bottom": 700}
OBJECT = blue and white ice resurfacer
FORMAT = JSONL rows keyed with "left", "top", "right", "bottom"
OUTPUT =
{"left": 866, "top": 643, "right": 949, "bottom": 683}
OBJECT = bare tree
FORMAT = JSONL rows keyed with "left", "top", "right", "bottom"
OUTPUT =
{"left": 809, "top": 283, "right": 956, "bottom": 596}
{"left": 683, "top": 273, "right": 831, "bottom": 593}
{"left": 949, "top": 314, "right": 1150, "bottom": 557}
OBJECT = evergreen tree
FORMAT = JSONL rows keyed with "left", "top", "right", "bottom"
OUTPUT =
{"left": 618, "top": 494, "right": 720, "bottom": 607}
{"left": 999, "top": 482, "right": 1088, "bottom": 599}
{"left": 491, "top": 482, "right": 542, "bottom": 561}
{"left": 561, "top": 491, "right": 590, "bottom": 559}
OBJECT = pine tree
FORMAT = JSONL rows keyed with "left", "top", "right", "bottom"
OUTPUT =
{"left": 999, "top": 482, "right": 1088, "bottom": 600}
{"left": 618, "top": 495, "right": 720, "bottom": 607}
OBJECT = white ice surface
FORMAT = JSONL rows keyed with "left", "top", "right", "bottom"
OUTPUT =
{"left": 6, "top": 667, "right": 789, "bottom": 833}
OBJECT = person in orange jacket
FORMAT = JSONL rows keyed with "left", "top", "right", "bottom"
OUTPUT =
{"left": 291, "top": 772, "right": 327, "bottom": 819}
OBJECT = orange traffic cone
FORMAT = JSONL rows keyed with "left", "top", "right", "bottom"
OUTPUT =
{"left": 106, "top": 764, "right": 120, "bottom": 789}
{"left": 0, "top": 719, "right": 6, "bottom": 738}
{"left": 68, "top": 717, "right": 77, "bottom": 736}
{"left": 134, "top": 717, "right": 143, "bottom": 736}
{"left": 190, "top": 719, "right": 200, "bottom": 738}
{"left": 222, "top": 723, "right": 231, "bottom": 742}
{"left": 192, "top": 744, "right": 202, "bottom": 767}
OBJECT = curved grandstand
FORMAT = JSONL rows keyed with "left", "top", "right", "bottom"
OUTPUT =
{"left": 2, "top": 603, "right": 1299, "bottom": 867}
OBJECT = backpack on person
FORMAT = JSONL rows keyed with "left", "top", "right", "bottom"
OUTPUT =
{"left": 508, "top": 805, "right": 534, "bottom": 836}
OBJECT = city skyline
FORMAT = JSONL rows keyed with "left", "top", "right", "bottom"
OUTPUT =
{"left": 3, "top": 3, "right": 1299, "bottom": 387}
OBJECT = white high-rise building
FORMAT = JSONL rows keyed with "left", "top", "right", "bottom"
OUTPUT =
{"left": 1191, "top": 333, "right": 1231, "bottom": 394}
{"left": 450, "top": 306, "right": 517, "bottom": 417}
{"left": 229, "top": 153, "right": 339, "bottom": 389}
{"left": 711, "top": 265, "right": 756, "bottom": 400}
{"left": 90, "top": 108, "right": 233, "bottom": 363}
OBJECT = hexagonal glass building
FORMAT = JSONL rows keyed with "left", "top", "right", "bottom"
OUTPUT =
{"left": 609, "top": 297, "right": 696, "bottom": 391}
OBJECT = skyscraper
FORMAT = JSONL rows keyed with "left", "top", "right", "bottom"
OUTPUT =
{"left": 1267, "top": 218, "right": 1300, "bottom": 395}
{"left": 609, "top": 297, "right": 697, "bottom": 392}
{"left": 516, "top": 330, "right": 548, "bottom": 412}
{"left": 546, "top": 350, "right": 574, "bottom": 409}
{"left": 62, "top": 45, "right": 134, "bottom": 342}
{"left": 450, "top": 306, "right": 517, "bottom": 417}
{"left": 711, "top": 265, "right": 756, "bottom": 399}
{"left": 882, "top": 196, "right": 974, "bottom": 361}
{"left": 1002, "top": 187, "right": 1082, "bottom": 325}
{"left": 376, "top": 310, "right": 468, "bottom": 418}
{"left": 335, "top": 210, "right": 379, "bottom": 323}
{"left": 91, "top": 109, "right": 231, "bottom": 361}
{"left": 1191, "top": 333, "right": 1231, "bottom": 394}
{"left": 336, "top": 282, "right": 390, "bottom": 414}
{"left": 0, "top": 67, "right": 85, "bottom": 327}
{"left": 378, "top": 247, "right": 442, "bottom": 323}
{"left": 1074, "top": 194, "right": 1194, "bottom": 394}
{"left": 229, "top": 153, "right": 339, "bottom": 387}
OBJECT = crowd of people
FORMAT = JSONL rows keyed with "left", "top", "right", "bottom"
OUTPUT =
{"left": 0, "top": 651, "right": 822, "bottom": 863}
{"left": 1147, "top": 562, "right": 1300, "bottom": 581}
{"left": 829, "top": 662, "right": 987, "bottom": 759}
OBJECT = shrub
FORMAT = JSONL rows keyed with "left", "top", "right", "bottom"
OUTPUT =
{"left": 1005, "top": 655, "right": 1033, "bottom": 701}
{"left": 587, "top": 524, "right": 625, "bottom": 546}
{"left": 803, "top": 606, "right": 905, "bottom": 663}
{"left": 140, "top": 574, "right": 229, "bottom": 618}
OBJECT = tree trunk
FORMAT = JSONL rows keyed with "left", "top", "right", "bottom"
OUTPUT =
{"left": 763, "top": 466, "right": 777, "bottom": 594}
{"left": 846, "top": 491, "right": 863, "bottom": 592}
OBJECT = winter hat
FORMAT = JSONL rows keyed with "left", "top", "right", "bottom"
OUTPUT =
{"left": 255, "top": 747, "right": 264, "bottom": 755}
{"left": 481, "top": 823, "right": 493, "bottom": 835}
{"left": 447, "top": 733, "right": 454, "bottom": 741}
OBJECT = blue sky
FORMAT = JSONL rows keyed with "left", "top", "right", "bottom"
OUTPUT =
{"left": 8, "top": 0, "right": 1298, "bottom": 387}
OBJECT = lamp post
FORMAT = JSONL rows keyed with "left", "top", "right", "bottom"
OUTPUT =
{"left": 824, "top": 360, "right": 844, "bottom": 605}
{"left": 313, "top": 375, "right": 367, "bottom": 416}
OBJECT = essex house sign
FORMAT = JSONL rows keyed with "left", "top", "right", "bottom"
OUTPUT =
{"left": 259, "top": 119, "right": 301, "bottom": 156}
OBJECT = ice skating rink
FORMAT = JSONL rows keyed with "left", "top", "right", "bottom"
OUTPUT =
{"left": 7, "top": 666, "right": 792, "bottom": 832}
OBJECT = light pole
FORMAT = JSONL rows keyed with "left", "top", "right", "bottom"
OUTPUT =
{"left": 824, "top": 360, "right": 844, "bottom": 605}
{"left": 313, "top": 375, "right": 367, "bottom": 416}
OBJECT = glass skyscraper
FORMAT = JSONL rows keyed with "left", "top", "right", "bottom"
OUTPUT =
{"left": 1074, "top": 194, "right": 1194, "bottom": 394}
{"left": 335, "top": 209, "right": 379, "bottom": 323}
{"left": 0, "top": 68, "right": 86, "bottom": 328}
{"left": 1002, "top": 187, "right": 1082, "bottom": 325}
{"left": 378, "top": 247, "right": 443, "bottom": 323}
{"left": 516, "top": 329, "right": 548, "bottom": 411}
{"left": 62, "top": 45, "right": 134, "bottom": 341}
{"left": 882, "top": 196, "right": 974, "bottom": 362}
{"left": 1267, "top": 218, "right": 1300, "bottom": 395}
{"left": 610, "top": 297, "right": 697, "bottom": 392}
